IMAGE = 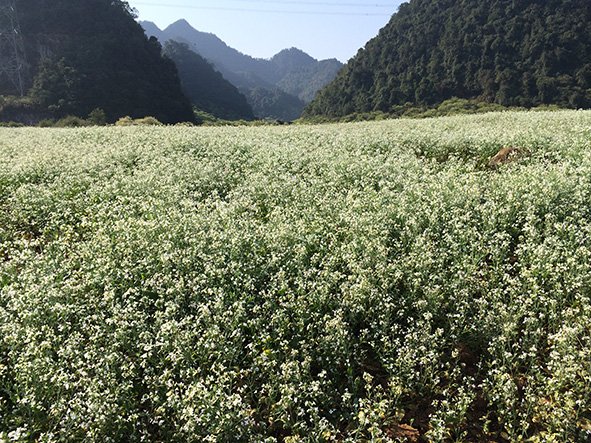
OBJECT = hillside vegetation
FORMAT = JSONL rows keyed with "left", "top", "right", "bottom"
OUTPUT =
{"left": 306, "top": 0, "right": 591, "bottom": 118}
{"left": 0, "top": 0, "right": 194, "bottom": 124}
{"left": 1, "top": 111, "right": 591, "bottom": 441}
{"left": 162, "top": 41, "right": 255, "bottom": 121}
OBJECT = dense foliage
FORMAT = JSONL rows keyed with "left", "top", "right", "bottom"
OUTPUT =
{"left": 246, "top": 87, "right": 307, "bottom": 122}
{"left": 0, "top": 0, "right": 194, "bottom": 124}
{"left": 305, "top": 0, "right": 591, "bottom": 118}
{"left": 1, "top": 111, "right": 591, "bottom": 441}
{"left": 143, "top": 21, "right": 343, "bottom": 119}
{"left": 268, "top": 49, "right": 343, "bottom": 104}
{"left": 163, "top": 41, "right": 255, "bottom": 121}
{"left": 302, "top": 97, "right": 561, "bottom": 124}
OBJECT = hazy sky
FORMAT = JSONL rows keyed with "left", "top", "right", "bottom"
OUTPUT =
{"left": 126, "top": 0, "right": 405, "bottom": 62}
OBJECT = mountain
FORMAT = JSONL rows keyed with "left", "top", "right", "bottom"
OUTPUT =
{"left": 1, "top": 0, "right": 194, "bottom": 124}
{"left": 277, "top": 57, "right": 344, "bottom": 103}
{"left": 305, "top": 0, "right": 591, "bottom": 118}
{"left": 245, "top": 87, "right": 307, "bottom": 122}
{"left": 161, "top": 19, "right": 271, "bottom": 83}
{"left": 271, "top": 48, "right": 316, "bottom": 78}
{"left": 140, "top": 20, "right": 168, "bottom": 43}
{"left": 162, "top": 41, "right": 255, "bottom": 121}
{"left": 141, "top": 20, "right": 343, "bottom": 119}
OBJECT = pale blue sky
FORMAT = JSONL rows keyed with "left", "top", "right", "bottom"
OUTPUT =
{"left": 127, "top": 0, "right": 405, "bottom": 62}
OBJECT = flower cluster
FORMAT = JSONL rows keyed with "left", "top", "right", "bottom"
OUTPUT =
{"left": 1, "top": 111, "right": 591, "bottom": 441}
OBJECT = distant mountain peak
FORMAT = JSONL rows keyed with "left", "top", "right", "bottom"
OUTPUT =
{"left": 167, "top": 18, "right": 193, "bottom": 30}
{"left": 163, "top": 20, "right": 226, "bottom": 49}
{"left": 276, "top": 47, "right": 311, "bottom": 56}
{"left": 271, "top": 48, "right": 317, "bottom": 73}
{"left": 139, "top": 19, "right": 344, "bottom": 119}
{"left": 273, "top": 47, "right": 315, "bottom": 60}
{"left": 140, "top": 20, "right": 166, "bottom": 41}
{"left": 164, "top": 19, "right": 219, "bottom": 39}
{"left": 141, "top": 20, "right": 159, "bottom": 29}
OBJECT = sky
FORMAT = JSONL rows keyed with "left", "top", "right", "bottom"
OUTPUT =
{"left": 126, "top": 0, "right": 405, "bottom": 62}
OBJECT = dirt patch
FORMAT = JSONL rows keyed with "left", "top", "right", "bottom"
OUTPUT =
{"left": 488, "top": 147, "right": 526, "bottom": 169}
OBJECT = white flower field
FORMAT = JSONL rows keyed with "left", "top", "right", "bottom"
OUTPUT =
{"left": 1, "top": 111, "right": 591, "bottom": 441}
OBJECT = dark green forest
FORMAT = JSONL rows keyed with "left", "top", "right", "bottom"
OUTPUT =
{"left": 245, "top": 87, "right": 307, "bottom": 122}
{"left": 305, "top": 0, "right": 591, "bottom": 118}
{"left": 0, "top": 0, "right": 194, "bottom": 124}
{"left": 163, "top": 41, "right": 254, "bottom": 121}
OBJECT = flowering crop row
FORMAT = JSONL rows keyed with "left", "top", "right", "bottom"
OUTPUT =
{"left": 1, "top": 111, "right": 591, "bottom": 441}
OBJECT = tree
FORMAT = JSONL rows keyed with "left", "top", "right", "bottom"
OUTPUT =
{"left": 29, "top": 58, "right": 81, "bottom": 114}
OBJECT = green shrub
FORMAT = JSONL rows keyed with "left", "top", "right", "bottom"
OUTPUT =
{"left": 301, "top": 99, "right": 568, "bottom": 124}
{"left": 194, "top": 109, "right": 219, "bottom": 125}
{"left": 115, "top": 115, "right": 134, "bottom": 126}
{"left": 87, "top": 108, "right": 107, "bottom": 126}
{"left": 115, "top": 116, "right": 163, "bottom": 126}
{"left": 133, "top": 116, "right": 163, "bottom": 126}
{"left": 37, "top": 119, "right": 56, "bottom": 127}
{"left": 0, "top": 121, "right": 25, "bottom": 127}
{"left": 54, "top": 115, "right": 89, "bottom": 127}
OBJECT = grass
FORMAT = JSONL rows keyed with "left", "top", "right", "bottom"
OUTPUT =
{"left": 1, "top": 110, "right": 591, "bottom": 442}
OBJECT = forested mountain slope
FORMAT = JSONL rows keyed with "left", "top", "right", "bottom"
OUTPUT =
{"left": 305, "top": 0, "right": 591, "bottom": 118}
{"left": 163, "top": 41, "right": 255, "bottom": 121}
{"left": 1, "top": 0, "right": 194, "bottom": 123}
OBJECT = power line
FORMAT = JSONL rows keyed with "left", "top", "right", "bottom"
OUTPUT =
{"left": 177, "top": 0, "right": 394, "bottom": 7}
{"left": 132, "top": 2, "right": 392, "bottom": 16}
{"left": 0, "top": 0, "right": 28, "bottom": 96}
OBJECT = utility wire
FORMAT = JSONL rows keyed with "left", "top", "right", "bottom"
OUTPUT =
{"left": 132, "top": 2, "right": 392, "bottom": 16}
{"left": 186, "top": 0, "right": 393, "bottom": 7}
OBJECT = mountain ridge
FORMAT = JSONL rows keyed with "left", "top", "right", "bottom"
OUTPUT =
{"left": 142, "top": 20, "right": 343, "bottom": 119}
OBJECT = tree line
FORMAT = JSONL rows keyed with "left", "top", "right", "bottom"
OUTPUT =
{"left": 305, "top": 0, "right": 591, "bottom": 118}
